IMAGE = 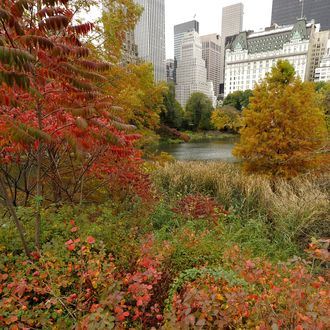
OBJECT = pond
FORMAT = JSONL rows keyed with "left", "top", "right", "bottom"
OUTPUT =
{"left": 158, "top": 136, "right": 239, "bottom": 161}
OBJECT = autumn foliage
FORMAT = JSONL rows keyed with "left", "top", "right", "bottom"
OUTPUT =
{"left": 165, "top": 247, "right": 330, "bottom": 329}
{"left": 172, "top": 193, "right": 229, "bottom": 223}
{"left": 234, "top": 60, "right": 328, "bottom": 177}
{"left": 1, "top": 2, "right": 329, "bottom": 329}
{"left": 0, "top": 0, "right": 153, "bottom": 254}
{"left": 0, "top": 223, "right": 329, "bottom": 329}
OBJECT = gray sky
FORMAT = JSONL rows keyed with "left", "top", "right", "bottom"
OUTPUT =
{"left": 165, "top": 0, "right": 273, "bottom": 58}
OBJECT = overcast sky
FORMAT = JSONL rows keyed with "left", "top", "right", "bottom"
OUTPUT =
{"left": 165, "top": 0, "right": 273, "bottom": 58}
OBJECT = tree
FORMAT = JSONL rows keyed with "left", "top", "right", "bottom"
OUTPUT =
{"left": 107, "top": 63, "right": 166, "bottom": 130}
{"left": 233, "top": 60, "right": 328, "bottom": 177}
{"left": 160, "top": 83, "right": 184, "bottom": 129}
{"left": 211, "top": 106, "right": 242, "bottom": 133}
{"left": 0, "top": 0, "right": 147, "bottom": 255}
{"left": 185, "top": 92, "right": 214, "bottom": 130}
{"left": 316, "top": 81, "right": 330, "bottom": 131}
{"left": 101, "top": 0, "right": 143, "bottom": 60}
{"left": 223, "top": 90, "right": 253, "bottom": 111}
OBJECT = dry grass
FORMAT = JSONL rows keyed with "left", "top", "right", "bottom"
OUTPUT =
{"left": 152, "top": 162, "right": 330, "bottom": 244}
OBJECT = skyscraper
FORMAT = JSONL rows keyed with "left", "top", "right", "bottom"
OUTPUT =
{"left": 121, "top": 31, "right": 139, "bottom": 66}
{"left": 220, "top": 3, "right": 244, "bottom": 89}
{"left": 174, "top": 20, "right": 200, "bottom": 62}
{"left": 271, "top": 0, "right": 330, "bottom": 31}
{"left": 134, "top": 0, "right": 166, "bottom": 82}
{"left": 201, "top": 34, "right": 222, "bottom": 96}
{"left": 175, "top": 31, "right": 216, "bottom": 108}
{"left": 315, "top": 39, "right": 330, "bottom": 82}
{"left": 166, "top": 59, "right": 175, "bottom": 83}
{"left": 308, "top": 30, "right": 330, "bottom": 81}
{"left": 173, "top": 20, "right": 199, "bottom": 84}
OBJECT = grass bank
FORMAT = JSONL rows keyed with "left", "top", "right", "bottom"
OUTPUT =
{"left": 185, "top": 131, "right": 238, "bottom": 142}
{"left": 152, "top": 161, "right": 330, "bottom": 257}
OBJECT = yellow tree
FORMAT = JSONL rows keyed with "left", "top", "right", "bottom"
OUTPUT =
{"left": 233, "top": 60, "right": 328, "bottom": 177}
{"left": 108, "top": 63, "right": 166, "bottom": 130}
{"left": 211, "top": 106, "right": 242, "bottom": 133}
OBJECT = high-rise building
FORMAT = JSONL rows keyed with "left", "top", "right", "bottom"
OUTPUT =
{"left": 173, "top": 20, "right": 199, "bottom": 84}
{"left": 201, "top": 34, "right": 222, "bottom": 96}
{"left": 134, "top": 0, "right": 166, "bottom": 82}
{"left": 175, "top": 31, "right": 216, "bottom": 108}
{"left": 121, "top": 31, "right": 139, "bottom": 65}
{"left": 308, "top": 30, "right": 330, "bottom": 81}
{"left": 315, "top": 39, "right": 330, "bottom": 82}
{"left": 166, "top": 59, "right": 175, "bottom": 83}
{"left": 174, "top": 20, "right": 200, "bottom": 62}
{"left": 224, "top": 19, "right": 319, "bottom": 96}
{"left": 220, "top": 3, "right": 244, "bottom": 89}
{"left": 271, "top": 0, "right": 330, "bottom": 31}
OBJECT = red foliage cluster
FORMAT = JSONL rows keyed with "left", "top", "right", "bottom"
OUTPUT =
{"left": 166, "top": 247, "right": 330, "bottom": 329}
{"left": 0, "top": 0, "right": 152, "bottom": 208}
{"left": 157, "top": 124, "right": 190, "bottom": 142}
{"left": 0, "top": 223, "right": 164, "bottom": 329}
{"left": 172, "top": 193, "right": 229, "bottom": 222}
{"left": 0, "top": 221, "right": 329, "bottom": 329}
{"left": 306, "top": 239, "right": 330, "bottom": 263}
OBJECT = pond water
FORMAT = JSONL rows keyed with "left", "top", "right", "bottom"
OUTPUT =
{"left": 158, "top": 136, "right": 239, "bottom": 161}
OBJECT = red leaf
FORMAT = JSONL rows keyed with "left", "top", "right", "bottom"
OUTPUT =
{"left": 30, "top": 251, "right": 41, "bottom": 261}
{"left": 5, "top": 315, "right": 18, "bottom": 325}
{"left": 86, "top": 236, "right": 96, "bottom": 244}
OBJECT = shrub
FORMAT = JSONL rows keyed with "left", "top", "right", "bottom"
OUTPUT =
{"left": 164, "top": 247, "right": 330, "bottom": 329}
{"left": 0, "top": 224, "right": 164, "bottom": 329}
{"left": 172, "top": 193, "right": 229, "bottom": 223}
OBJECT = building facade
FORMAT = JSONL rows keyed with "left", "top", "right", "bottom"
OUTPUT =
{"left": 220, "top": 3, "right": 244, "bottom": 87}
{"left": 201, "top": 34, "right": 222, "bottom": 96}
{"left": 121, "top": 31, "right": 139, "bottom": 65}
{"left": 224, "top": 19, "right": 319, "bottom": 96}
{"left": 176, "top": 31, "right": 216, "bottom": 108}
{"left": 134, "top": 0, "right": 166, "bottom": 82}
{"left": 174, "top": 20, "right": 200, "bottom": 63}
{"left": 271, "top": 0, "right": 330, "bottom": 31}
{"left": 308, "top": 30, "right": 330, "bottom": 81}
{"left": 173, "top": 20, "right": 199, "bottom": 83}
{"left": 166, "top": 59, "right": 175, "bottom": 83}
{"left": 315, "top": 39, "right": 330, "bottom": 82}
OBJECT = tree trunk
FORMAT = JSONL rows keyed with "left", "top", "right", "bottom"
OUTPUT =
{"left": 35, "top": 103, "right": 43, "bottom": 250}
{"left": 0, "top": 175, "right": 30, "bottom": 257}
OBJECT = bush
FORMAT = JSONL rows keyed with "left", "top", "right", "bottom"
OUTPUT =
{"left": 1, "top": 212, "right": 329, "bottom": 329}
{"left": 164, "top": 247, "right": 330, "bottom": 329}
{"left": 0, "top": 225, "right": 164, "bottom": 329}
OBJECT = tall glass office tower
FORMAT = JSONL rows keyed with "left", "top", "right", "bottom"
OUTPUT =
{"left": 271, "top": 0, "right": 330, "bottom": 30}
{"left": 134, "top": 0, "right": 166, "bottom": 82}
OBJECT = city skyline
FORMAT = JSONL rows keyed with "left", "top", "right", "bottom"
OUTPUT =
{"left": 165, "top": 0, "right": 273, "bottom": 59}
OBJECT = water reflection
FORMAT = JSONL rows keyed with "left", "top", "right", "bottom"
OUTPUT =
{"left": 158, "top": 137, "right": 239, "bottom": 161}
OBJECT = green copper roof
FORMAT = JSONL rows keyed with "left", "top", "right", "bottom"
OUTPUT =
{"left": 227, "top": 19, "right": 313, "bottom": 54}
